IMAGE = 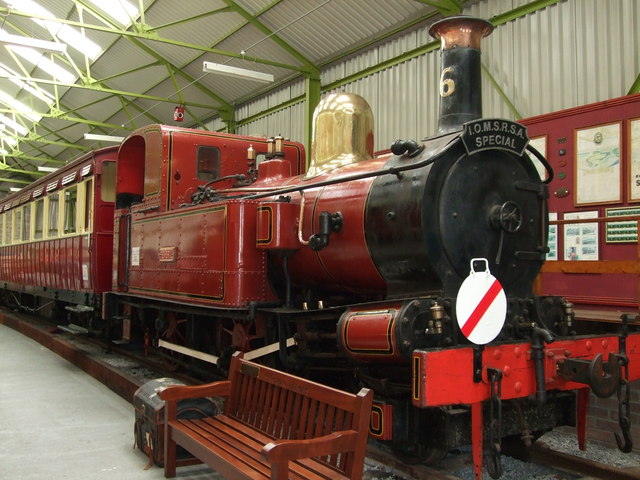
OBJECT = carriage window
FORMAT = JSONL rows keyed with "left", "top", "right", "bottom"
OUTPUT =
{"left": 83, "top": 179, "right": 94, "bottom": 232}
{"left": 4, "top": 211, "right": 11, "bottom": 244}
{"left": 197, "top": 146, "right": 221, "bottom": 181}
{"left": 21, "top": 205, "right": 30, "bottom": 242}
{"left": 101, "top": 162, "right": 116, "bottom": 202}
{"left": 34, "top": 199, "right": 44, "bottom": 239}
{"left": 13, "top": 209, "right": 21, "bottom": 242}
{"left": 48, "top": 193, "right": 59, "bottom": 237}
{"left": 64, "top": 186, "right": 77, "bottom": 234}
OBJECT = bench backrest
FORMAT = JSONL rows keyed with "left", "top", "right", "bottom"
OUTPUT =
{"left": 225, "top": 353, "right": 371, "bottom": 475}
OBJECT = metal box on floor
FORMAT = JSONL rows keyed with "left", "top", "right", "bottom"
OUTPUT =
{"left": 133, "top": 378, "right": 218, "bottom": 467}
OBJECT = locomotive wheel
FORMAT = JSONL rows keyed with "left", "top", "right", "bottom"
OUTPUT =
{"left": 390, "top": 443, "right": 447, "bottom": 465}
{"left": 160, "top": 312, "right": 189, "bottom": 371}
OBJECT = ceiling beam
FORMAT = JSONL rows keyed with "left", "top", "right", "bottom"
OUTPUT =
{"left": 0, "top": 7, "right": 306, "bottom": 72}
{"left": 0, "top": 108, "right": 126, "bottom": 131}
{"left": 223, "top": 0, "right": 317, "bottom": 73}
{"left": 411, "top": 0, "right": 463, "bottom": 16}
{"left": 0, "top": 166, "right": 45, "bottom": 176}
{"left": 0, "top": 177, "right": 32, "bottom": 184}
{"left": 0, "top": 71, "right": 216, "bottom": 109}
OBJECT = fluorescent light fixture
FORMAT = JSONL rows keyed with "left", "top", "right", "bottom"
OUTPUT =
{"left": 37, "top": 165, "right": 57, "bottom": 172}
{"left": 84, "top": 133, "right": 125, "bottom": 143}
{"left": 0, "top": 29, "right": 67, "bottom": 54}
{"left": 9, "top": 187, "right": 21, "bottom": 192}
{"left": 203, "top": 61, "right": 274, "bottom": 83}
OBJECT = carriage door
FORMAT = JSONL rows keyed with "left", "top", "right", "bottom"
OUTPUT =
{"left": 116, "top": 213, "right": 131, "bottom": 290}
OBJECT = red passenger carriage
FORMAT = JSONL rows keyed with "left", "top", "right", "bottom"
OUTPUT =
{"left": 0, "top": 147, "right": 116, "bottom": 319}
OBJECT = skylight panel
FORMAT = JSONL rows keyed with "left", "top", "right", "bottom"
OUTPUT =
{"left": 0, "top": 135, "right": 18, "bottom": 146}
{"left": 10, "top": 46, "right": 76, "bottom": 84}
{"left": 0, "top": 90, "right": 41, "bottom": 122}
{"left": 0, "top": 63, "right": 55, "bottom": 105}
{"left": 85, "top": 0, "right": 138, "bottom": 27}
{"left": 52, "top": 25, "right": 101, "bottom": 59}
{"left": 0, "top": 114, "right": 28, "bottom": 135}
{"left": 4, "top": 0, "right": 103, "bottom": 59}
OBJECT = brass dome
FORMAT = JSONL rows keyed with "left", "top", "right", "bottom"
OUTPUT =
{"left": 305, "top": 93, "right": 374, "bottom": 179}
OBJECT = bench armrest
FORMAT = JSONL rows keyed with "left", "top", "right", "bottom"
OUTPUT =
{"left": 262, "top": 429, "right": 360, "bottom": 462}
{"left": 158, "top": 380, "right": 231, "bottom": 402}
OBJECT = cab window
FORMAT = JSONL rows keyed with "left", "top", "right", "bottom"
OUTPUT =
{"left": 197, "top": 146, "right": 220, "bottom": 181}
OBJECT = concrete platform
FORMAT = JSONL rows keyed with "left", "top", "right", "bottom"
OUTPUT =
{"left": 0, "top": 323, "right": 220, "bottom": 480}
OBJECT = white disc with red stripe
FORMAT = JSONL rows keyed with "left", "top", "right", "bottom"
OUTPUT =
{"left": 456, "top": 258, "right": 507, "bottom": 345}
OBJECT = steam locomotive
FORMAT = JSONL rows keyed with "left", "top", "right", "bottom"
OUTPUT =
{"left": 1, "top": 16, "right": 639, "bottom": 480}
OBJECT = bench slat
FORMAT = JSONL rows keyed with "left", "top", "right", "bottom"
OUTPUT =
{"left": 174, "top": 416, "right": 345, "bottom": 480}
{"left": 207, "top": 416, "right": 347, "bottom": 479}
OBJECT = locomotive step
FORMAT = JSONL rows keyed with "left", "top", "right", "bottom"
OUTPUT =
{"left": 65, "top": 304, "right": 95, "bottom": 313}
{"left": 57, "top": 323, "right": 89, "bottom": 335}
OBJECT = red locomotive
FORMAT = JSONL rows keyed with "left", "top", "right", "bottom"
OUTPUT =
{"left": 1, "top": 16, "right": 639, "bottom": 480}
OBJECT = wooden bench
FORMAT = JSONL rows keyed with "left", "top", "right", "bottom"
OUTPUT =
{"left": 159, "top": 352, "right": 373, "bottom": 480}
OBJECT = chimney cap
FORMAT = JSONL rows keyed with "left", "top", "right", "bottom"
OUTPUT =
{"left": 429, "top": 16, "right": 494, "bottom": 49}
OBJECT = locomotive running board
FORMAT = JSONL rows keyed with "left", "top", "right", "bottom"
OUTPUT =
{"left": 158, "top": 337, "right": 296, "bottom": 365}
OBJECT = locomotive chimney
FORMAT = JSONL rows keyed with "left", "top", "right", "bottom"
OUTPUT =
{"left": 429, "top": 16, "right": 494, "bottom": 134}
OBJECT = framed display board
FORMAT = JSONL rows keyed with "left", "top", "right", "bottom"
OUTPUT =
{"left": 575, "top": 122, "right": 621, "bottom": 205}
{"left": 563, "top": 210, "right": 598, "bottom": 260}
{"left": 605, "top": 206, "right": 640, "bottom": 243}
{"left": 547, "top": 211, "right": 558, "bottom": 260}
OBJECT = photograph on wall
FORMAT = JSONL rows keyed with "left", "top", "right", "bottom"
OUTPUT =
{"left": 575, "top": 123, "right": 621, "bottom": 205}
{"left": 563, "top": 210, "right": 598, "bottom": 261}
{"left": 529, "top": 136, "right": 548, "bottom": 181}
{"left": 630, "top": 118, "right": 640, "bottom": 201}
{"left": 547, "top": 212, "right": 558, "bottom": 260}
{"left": 605, "top": 206, "right": 640, "bottom": 243}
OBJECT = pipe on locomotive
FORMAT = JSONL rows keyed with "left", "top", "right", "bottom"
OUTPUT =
{"left": 428, "top": 16, "right": 494, "bottom": 134}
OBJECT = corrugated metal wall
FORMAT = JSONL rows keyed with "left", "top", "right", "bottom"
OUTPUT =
{"left": 206, "top": 0, "right": 639, "bottom": 153}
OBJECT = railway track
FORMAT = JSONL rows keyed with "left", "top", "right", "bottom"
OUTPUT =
{"left": 2, "top": 307, "right": 639, "bottom": 480}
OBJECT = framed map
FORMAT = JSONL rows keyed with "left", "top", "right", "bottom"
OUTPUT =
{"left": 575, "top": 123, "right": 621, "bottom": 205}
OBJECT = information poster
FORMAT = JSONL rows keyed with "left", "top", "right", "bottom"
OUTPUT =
{"left": 630, "top": 119, "right": 640, "bottom": 201}
{"left": 547, "top": 212, "right": 558, "bottom": 260}
{"left": 529, "top": 136, "right": 547, "bottom": 181}
{"left": 575, "top": 123, "right": 621, "bottom": 205}
{"left": 563, "top": 211, "right": 598, "bottom": 261}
